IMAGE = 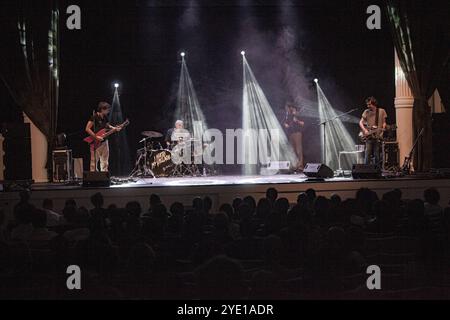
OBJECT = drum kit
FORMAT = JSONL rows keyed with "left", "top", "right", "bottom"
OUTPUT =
{"left": 130, "top": 130, "right": 211, "bottom": 178}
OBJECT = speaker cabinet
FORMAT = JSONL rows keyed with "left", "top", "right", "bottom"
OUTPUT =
{"left": 303, "top": 163, "right": 334, "bottom": 179}
{"left": 351, "top": 164, "right": 381, "bottom": 179}
{"left": 82, "top": 171, "right": 110, "bottom": 188}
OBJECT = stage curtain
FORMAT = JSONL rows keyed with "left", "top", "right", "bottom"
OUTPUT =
{"left": 0, "top": 0, "right": 59, "bottom": 174}
{"left": 386, "top": 0, "right": 450, "bottom": 171}
{"left": 437, "top": 61, "right": 450, "bottom": 110}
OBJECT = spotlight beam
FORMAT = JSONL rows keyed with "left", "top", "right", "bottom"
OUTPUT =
{"left": 241, "top": 55, "right": 297, "bottom": 175}
{"left": 316, "top": 82, "right": 356, "bottom": 170}
{"left": 176, "top": 56, "right": 208, "bottom": 145}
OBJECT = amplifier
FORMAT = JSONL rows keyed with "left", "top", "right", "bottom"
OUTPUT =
{"left": 52, "top": 149, "right": 73, "bottom": 182}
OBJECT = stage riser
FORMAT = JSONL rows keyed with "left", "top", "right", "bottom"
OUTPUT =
{"left": 1, "top": 177, "right": 449, "bottom": 221}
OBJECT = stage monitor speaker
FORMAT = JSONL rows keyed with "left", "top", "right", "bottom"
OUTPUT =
{"left": 303, "top": 163, "right": 334, "bottom": 179}
{"left": 82, "top": 171, "right": 110, "bottom": 188}
{"left": 351, "top": 164, "right": 381, "bottom": 179}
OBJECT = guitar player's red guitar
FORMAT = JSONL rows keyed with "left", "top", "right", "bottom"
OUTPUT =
{"left": 84, "top": 119, "right": 130, "bottom": 149}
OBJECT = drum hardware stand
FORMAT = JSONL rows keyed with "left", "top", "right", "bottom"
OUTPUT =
{"left": 129, "top": 139, "right": 155, "bottom": 178}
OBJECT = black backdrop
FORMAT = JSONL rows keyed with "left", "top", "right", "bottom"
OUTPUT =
{"left": 2, "top": 0, "right": 397, "bottom": 175}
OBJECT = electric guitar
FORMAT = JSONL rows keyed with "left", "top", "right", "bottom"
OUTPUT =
{"left": 359, "top": 125, "right": 385, "bottom": 142}
{"left": 84, "top": 119, "right": 130, "bottom": 148}
{"left": 401, "top": 128, "right": 424, "bottom": 174}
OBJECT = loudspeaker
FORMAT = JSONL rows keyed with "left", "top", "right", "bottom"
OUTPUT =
{"left": 351, "top": 164, "right": 381, "bottom": 179}
{"left": 82, "top": 171, "right": 110, "bottom": 188}
{"left": 303, "top": 163, "right": 334, "bottom": 179}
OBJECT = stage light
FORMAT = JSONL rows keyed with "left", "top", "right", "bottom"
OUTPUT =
{"left": 175, "top": 55, "right": 208, "bottom": 157}
{"left": 241, "top": 51, "right": 246, "bottom": 56}
{"left": 110, "top": 84, "right": 131, "bottom": 175}
{"left": 316, "top": 82, "right": 356, "bottom": 171}
{"left": 241, "top": 55, "right": 297, "bottom": 175}
{"left": 180, "top": 52, "right": 186, "bottom": 57}
{"left": 314, "top": 78, "right": 319, "bottom": 84}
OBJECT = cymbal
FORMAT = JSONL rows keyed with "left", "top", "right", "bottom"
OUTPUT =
{"left": 141, "top": 131, "right": 163, "bottom": 138}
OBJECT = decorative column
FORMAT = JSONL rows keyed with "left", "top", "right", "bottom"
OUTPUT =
{"left": 23, "top": 113, "right": 49, "bottom": 183}
{"left": 394, "top": 50, "right": 414, "bottom": 169}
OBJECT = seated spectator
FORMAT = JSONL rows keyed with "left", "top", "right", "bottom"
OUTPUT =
{"left": 256, "top": 198, "right": 271, "bottom": 222}
{"left": 266, "top": 187, "right": 278, "bottom": 205}
{"left": 142, "top": 203, "right": 168, "bottom": 241}
{"left": 366, "top": 200, "right": 395, "bottom": 234}
{"left": 127, "top": 242, "right": 156, "bottom": 274}
{"left": 42, "top": 198, "right": 62, "bottom": 227}
{"left": 11, "top": 203, "right": 34, "bottom": 241}
{"left": 195, "top": 255, "right": 246, "bottom": 299}
{"left": 243, "top": 196, "right": 256, "bottom": 215}
{"left": 219, "top": 203, "right": 239, "bottom": 240}
{"left": 232, "top": 197, "right": 243, "bottom": 218}
{"left": 147, "top": 194, "right": 162, "bottom": 216}
{"left": 203, "top": 196, "right": 213, "bottom": 216}
{"left": 62, "top": 206, "right": 91, "bottom": 242}
{"left": 168, "top": 202, "right": 185, "bottom": 234}
{"left": 423, "top": 188, "right": 443, "bottom": 233}
{"left": 28, "top": 209, "right": 58, "bottom": 241}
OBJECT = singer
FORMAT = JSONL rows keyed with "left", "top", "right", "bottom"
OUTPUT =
{"left": 283, "top": 103, "right": 305, "bottom": 172}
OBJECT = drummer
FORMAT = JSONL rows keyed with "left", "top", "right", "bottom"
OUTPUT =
{"left": 165, "top": 120, "right": 191, "bottom": 149}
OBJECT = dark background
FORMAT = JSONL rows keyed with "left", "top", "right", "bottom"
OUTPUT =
{"left": 0, "top": 0, "right": 395, "bottom": 174}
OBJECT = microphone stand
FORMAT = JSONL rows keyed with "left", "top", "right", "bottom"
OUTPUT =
{"left": 318, "top": 108, "right": 359, "bottom": 165}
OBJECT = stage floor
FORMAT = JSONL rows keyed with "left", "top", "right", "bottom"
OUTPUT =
{"left": 1, "top": 174, "right": 449, "bottom": 218}
{"left": 33, "top": 173, "right": 345, "bottom": 190}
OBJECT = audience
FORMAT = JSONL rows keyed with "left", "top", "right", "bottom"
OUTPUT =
{"left": 42, "top": 198, "right": 62, "bottom": 227}
{"left": 0, "top": 186, "right": 449, "bottom": 299}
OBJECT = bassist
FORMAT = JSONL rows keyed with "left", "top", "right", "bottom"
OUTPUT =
{"left": 85, "top": 102, "right": 122, "bottom": 172}
{"left": 359, "top": 97, "right": 387, "bottom": 166}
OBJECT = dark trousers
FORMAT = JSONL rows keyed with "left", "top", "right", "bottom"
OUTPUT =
{"left": 365, "top": 139, "right": 381, "bottom": 166}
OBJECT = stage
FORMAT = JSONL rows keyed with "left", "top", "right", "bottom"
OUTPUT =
{"left": 1, "top": 174, "right": 449, "bottom": 217}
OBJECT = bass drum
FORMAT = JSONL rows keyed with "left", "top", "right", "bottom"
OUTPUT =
{"left": 147, "top": 150, "right": 175, "bottom": 177}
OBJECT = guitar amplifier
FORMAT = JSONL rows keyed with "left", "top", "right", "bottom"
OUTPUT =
{"left": 382, "top": 142, "right": 399, "bottom": 170}
{"left": 52, "top": 149, "right": 73, "bottom": 182}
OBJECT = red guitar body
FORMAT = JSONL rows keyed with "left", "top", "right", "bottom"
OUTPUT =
{"left": 83, "top": 119, "right": 130, "bottom": 149}
{"left": 84, "top": 128, "right": 108, "bottom": 149}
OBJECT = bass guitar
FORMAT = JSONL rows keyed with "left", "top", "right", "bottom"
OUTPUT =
{"left": 84, "top": 119, "right": 130, "bottom": 148}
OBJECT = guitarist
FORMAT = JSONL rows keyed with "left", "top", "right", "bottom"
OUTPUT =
{"left": 359, "top": 97, "right": 387, "bottom": 166}
{"left": 85, "top": 102, "right": 122, "bottom": 172}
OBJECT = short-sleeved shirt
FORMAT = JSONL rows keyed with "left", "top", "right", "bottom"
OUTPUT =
{"left": 166, "top": 128, "right": 190, "bottom": 141}
{"left": 361, "top": 108, "right": 387, "bottom": 128}
{"left": 90, "top": 114, "right": 109, "bottom": 132}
